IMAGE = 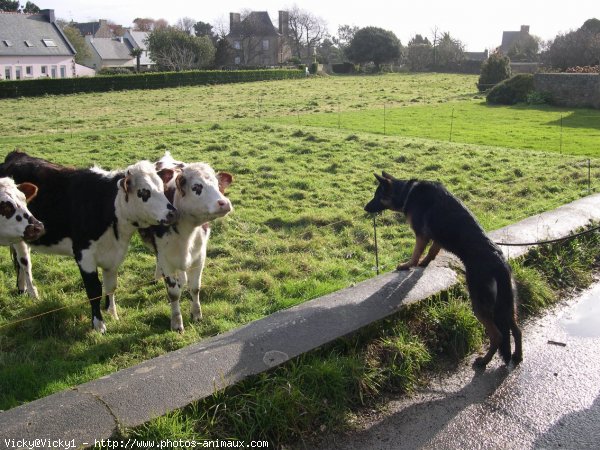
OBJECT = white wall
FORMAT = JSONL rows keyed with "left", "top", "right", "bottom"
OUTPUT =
{"left": 0, "top": 56, "right": 76, "bottom": 80}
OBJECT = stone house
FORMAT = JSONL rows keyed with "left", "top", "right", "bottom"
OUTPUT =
{"left": 0, "top": 9, "right": 82, "bottom": 80}
{"left": 72, "top": 19, "right": 114, "bottom": 39}
{"left": 500, "top": 25, "right": 531, "bottom": 54}
{"left": 226, "top": 10, "right": 291, "bottom": 66}
{"left": 80, "top": 36, "right": 135, "bottom": 71}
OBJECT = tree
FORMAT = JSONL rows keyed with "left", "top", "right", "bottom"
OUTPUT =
{"left": 0, "top": 0, "right": 38, "bottom": 12}
{"left": 286, "top": 5, "right": 327, "bottom": 62}
{"left": 130, "top": 47, "right": 143, "bottom": 72}
{"left": 346, "top": 26, "right": 401, "bottom": 70}
{"left": 546, "top": 21, "right": 600, "bottom": 70}
{"left": 0, "top": 0, "right": 20, "bottom": 12}
{"left": 175, "top": 17, "right": 196, "bottom": 35}
{"left": 194, "top": 21, "right": 215, "bottom": 41}
{"left": 333, "top": 24, "right": 358, "bottom": 60}
{"left": 477, "top": 51, "right": 511, "bottom": 91}
{"left": 317, "top": 37, "right": 343, "bottom": 64}
{"left": 146, "top": 26, "right": 215, "bottom": 71}
{"left": 435, "top": 32, "right": 465, "bottom": 69}
{"left": 61, "top": 25, "right": 91, "bottom": 64}
{"left": 213, "top": 37, "right": 232, "bottom": 67}
{"left": 133, "top": 18, "right": 155, "bottom": 32}
{"left": 507, "top": 34, "right": 540, "bottom": 61}
{"left": 407, "top": 35, "right": 433, "bottom": 71}
{"left": 21, "top": 1, "right": 38, "bottom": 13}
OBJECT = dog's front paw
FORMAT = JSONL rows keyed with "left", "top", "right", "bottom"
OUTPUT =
{"left": 473, "top": 356, "right": 488, "bottom": 368}
{"left": 418, "top": 259, "right": 432, "bottom": 267}
{"left": 396, "top": 262, "right": 413, "bottom": 271}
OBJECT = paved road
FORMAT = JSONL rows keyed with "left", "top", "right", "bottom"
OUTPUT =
{"left": 316, "top": 283, "right": 600, "bottom": 449}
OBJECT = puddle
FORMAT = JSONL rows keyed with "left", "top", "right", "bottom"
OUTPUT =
{"left": 561, "top": 284, "right": 600, "bottom": 337}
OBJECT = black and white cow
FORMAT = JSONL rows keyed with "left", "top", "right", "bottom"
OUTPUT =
{"left": 0, "top": 151, "right": 177, "bottom": 333}
{"left": 139, "top": 152, "right": 232, "bottom": 332}
{"left": 0, "top": 177, "right": 45, "bottom": 297}
{"left": 0, "top": 177, "right": 44, "bottom": 245}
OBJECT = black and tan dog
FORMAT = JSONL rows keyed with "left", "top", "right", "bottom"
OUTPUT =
{"left": 365, "top": 172, "right": 522, "bottom": 367}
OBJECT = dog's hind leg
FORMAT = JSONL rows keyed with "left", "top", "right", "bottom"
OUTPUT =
{"left": 474, "top": 315, "right": 502, "bottom": 367}
{"left": 419, "top": 241, "right": 441, "bottom": 267}
{"left": 511, "top": 319, "right": 523, "bottom": 364}
{"left": 397, "top": 234, "right": 429, "bottom": 270}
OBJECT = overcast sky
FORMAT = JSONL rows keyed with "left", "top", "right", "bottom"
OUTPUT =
{"left": 40, "top": 0, "right": 599, "bottom": 51}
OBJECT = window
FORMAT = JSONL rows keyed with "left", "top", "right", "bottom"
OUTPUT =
{"left": 4, "top": 67, "right": 11, "bottom": 80}
{"left": 60, "top": 66, "right": 66, "bottom": 78}
{"left": 262, "top": 40, "right": 269, "bottom": 51}
{"left": 234, "top": 56, "right": 241, "bottom": 65}
{"left": 42, "top": 39, "right": 57, "bottom": 47}
{"left": 24, "top": 40, "right": 34, "bottom": 47}
{"left": 15, "top": 66, "right": 22, "bottom": 80}
{"left": 41, "top": 66, "right": 48, "bottom": 76}
{"left": 3, "top": 40, "right": 12, "bottom": 47}
{"left": 51, "top": 66, "right": 57, "bottom": 78}
{"left": 25, "top": 66, "right": 33, "bottom": 76}
{"left": 233, "top": 40, "right": 241, "bottom": 50}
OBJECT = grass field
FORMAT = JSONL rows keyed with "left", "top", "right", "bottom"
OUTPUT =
{"left": 1, "top": 73, "right": 600, "bottom": 410}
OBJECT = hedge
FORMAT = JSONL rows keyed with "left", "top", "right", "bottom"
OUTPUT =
{"left": 0, "top": 69, "right": 304, "bottom": 99}
{"left": 486, "top": 74, "right": 534, "bottom": 105}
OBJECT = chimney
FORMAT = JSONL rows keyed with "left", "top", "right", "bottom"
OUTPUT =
{"left": 230, "top": 12, "right": 240, "bottom": 31}
{"left": 278, "top": 11, "right": 289, "bottom": 35}
{"left": 520, "top": 25, "right": 530, "bottom": 34}
{"left": 40, "top": 9, "right": 55, "bottom": 23}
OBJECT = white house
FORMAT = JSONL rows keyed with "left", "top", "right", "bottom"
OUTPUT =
{"left": 81, "top": 35, "right": 135, "bottom": 71}
{"left": 0, "top": 9, "right": 79, "bottom": 80}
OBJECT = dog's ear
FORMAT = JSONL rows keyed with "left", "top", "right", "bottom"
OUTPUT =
{"left": 373, "top": 173, "right": 393, "bottom": 192}
{"left": 381, "top": 171, "right": 396, "bottom": 180}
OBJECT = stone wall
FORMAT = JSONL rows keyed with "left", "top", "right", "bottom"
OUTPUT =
{"left": 534, "top": 73, "right": 600, "bottom": 109}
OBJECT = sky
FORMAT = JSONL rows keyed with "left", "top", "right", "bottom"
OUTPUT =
{"left": 38, "top": 0, "right": 599, "bottom": 52}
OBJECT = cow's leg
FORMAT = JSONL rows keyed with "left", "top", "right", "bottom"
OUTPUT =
{"left": 165, "top": 272, "right": 185, "bottom": 333}
{"left": 11, "top": 241, "right": 38, "bottom": 298}
{"left": 76, "top": 250, "right": 105, "bottom": 333}
{"left": 187, "top": 257, "right": 206, "bottom": 322}
{"left": 102, "top": 268, "right": 119, "bottom": 320}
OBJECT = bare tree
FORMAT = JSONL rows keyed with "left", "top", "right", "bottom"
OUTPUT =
{"left": 175, "top": 17, "right": 196, "bottom": 35}
{"left": 286, "top": 5, "right": 327, "bottom": 62}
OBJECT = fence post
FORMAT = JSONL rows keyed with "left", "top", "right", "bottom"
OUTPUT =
{"left": 449, "top": 107, "right": 455, "bottom": 142}
{"left": 383, "top": 103, "right": 387, "bottom": 136}
{"left": 373, "top": 215, "right": 380, "bottom": 275}
{"left": 588, "top": 159, "right": 591, "bottom": 195}
{"left": 560, "top": 114, "right": 563, "bottom": 154}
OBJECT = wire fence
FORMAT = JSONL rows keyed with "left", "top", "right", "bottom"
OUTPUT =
{"left": 1, "top": 84, "right": 600, "bottom": 332}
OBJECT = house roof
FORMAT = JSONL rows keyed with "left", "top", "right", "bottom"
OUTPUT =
{"left": 126, "top": 31, "right": 149, "bottom": 50}
{"left": 229, "top": 11, "right": 279, "bottom": 37}
{"left": 500, "top": 26, "right": 530, "bottom": 53}
{"left": 464, "top": 51, "right": 488, "bottom": 62}
{"left": 88, "top": 37, "right": 133, "bottom": 61}
{"left": 0, "top": 10, "right": 75, "bottom": 57}
{"left": 72, "top": 20, "right": 113, "bottom": 38}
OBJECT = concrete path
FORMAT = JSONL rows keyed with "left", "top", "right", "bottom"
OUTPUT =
{"left": 2, "top": 194, "right": 600, "bottom": 447}
{"left": 315, "top": 282, "right": 600, "bottom": 449}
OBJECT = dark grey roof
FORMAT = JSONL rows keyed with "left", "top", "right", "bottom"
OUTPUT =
{"left": 229, "top": 11, "right": 279, "bottom": 37}
{"left": 89, "top": 37, "right": 133, "bottom": 60}
{"left": 500, "top": 31, "right": 520, "bottom": 53}
{"left": 464, "top": 51, "right": 488, "bottom": 61}
{"left": 0, "top": 11, "right": 75, "bottom": 56}
{"left": 72, "top": 20, "right": 113, "bottom": 38}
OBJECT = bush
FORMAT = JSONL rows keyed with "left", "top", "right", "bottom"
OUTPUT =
{"left": 477, "top": 51, "right": 511, "bottom": 92}
{"left": 0, "top": 69, "right": 305, "bottom": 99}
{"left": 486, "top": 74, "right": 534, "bottom": 105}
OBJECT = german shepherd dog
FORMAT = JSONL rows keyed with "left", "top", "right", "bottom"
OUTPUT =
{"left": 365, "top": 172, "right": 522, "bottom": 367}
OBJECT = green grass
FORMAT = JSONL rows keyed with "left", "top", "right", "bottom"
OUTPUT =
{"left": 127, "top": 228, "right": 600, "bottom": 447}
{"left": 275, "top": 100, "right": 600, "bottom": 156}
{"left": 1, "top": 73, "right": 600, "bottom": 410}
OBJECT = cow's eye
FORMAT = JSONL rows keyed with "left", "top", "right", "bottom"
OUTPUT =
{"left": 0, "top": 201, "right": 16, "bottom": 219}
{"left": 137, "top": 189, "right": 151, "bottom": 202}
{"left": 191, "top": 184, "right": 203, "bottom": 196}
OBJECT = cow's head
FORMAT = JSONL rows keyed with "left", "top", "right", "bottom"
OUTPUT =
{"left": 173, "top": 163, "right": 233, "bottom": 224}
{"left": 118, "top": 161, "right": 177, "bottom": 227}
{"left": 0, "top": 177, "right": 45, "bottom": 245}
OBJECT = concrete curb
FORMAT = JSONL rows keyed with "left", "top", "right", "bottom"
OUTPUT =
{"left": 2, "top": 193, "right": 600, "bottom": 446}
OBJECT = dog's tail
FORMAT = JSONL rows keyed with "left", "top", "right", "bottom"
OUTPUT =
{"left": 494, "top": 264, "right": 516, "bottom": 364}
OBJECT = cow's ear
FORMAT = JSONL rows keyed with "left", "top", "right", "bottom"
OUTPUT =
{"left": 119, "top": 174, "right": 131, "bottom": 201}
{"left": 217, "top": 172, "right": 233, "bottom": 194}
{"left": 176, "top": 174, "right": 186, "bottom": 197}
{"left": 17, "top": 182, "right": 38, "bottom": 202}
{"left": 157, "top": 168, "right": 175, "bottom": 185}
